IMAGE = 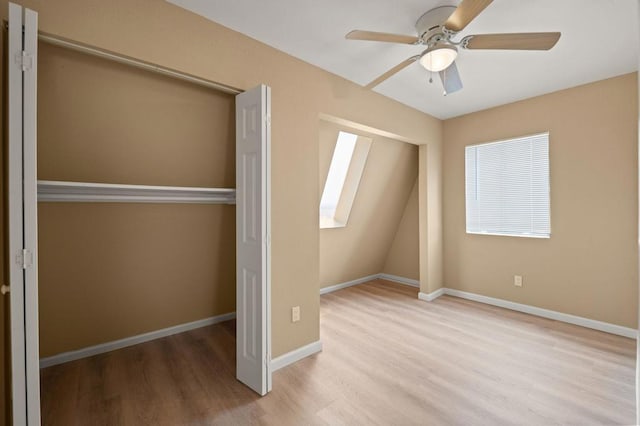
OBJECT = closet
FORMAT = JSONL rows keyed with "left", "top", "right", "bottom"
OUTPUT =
{"left": 37, "top": 40, "right": 238, "bottom": 360}
{"left": 5, "top": 4, "right": 271, "bottom": 424}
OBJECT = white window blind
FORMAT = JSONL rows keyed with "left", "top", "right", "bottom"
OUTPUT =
{"left": 465, "top": 132, "right": 550, "bottom": 238}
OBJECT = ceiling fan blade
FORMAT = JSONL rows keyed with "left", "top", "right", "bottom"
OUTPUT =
{"left": 346, "top": 30, "right": 419, "bottom": 45}
{"left": 439, "top": 62, "right": 463, "bottom": 95}
{"left": 365, "top": 56, "right": 420, "bottom": 89}
{"left": 464, "top": 32, "right": 561, "bottom": 50}
{"left": 444, "top": 0, "right": 493, "bottom": 32}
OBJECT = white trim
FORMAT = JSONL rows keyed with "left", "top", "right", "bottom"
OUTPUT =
{"left": 466, "top": 231, "right": 550, "bottom": 239}
{"left": 270, "top": 340, "right": 322, "bottom": 372}
{"left": 39, "top": 312, "right": 236, "bottom": 368}
{"left": 37, "top": 180, "right": 236, "bottom": 204}
{"left": 418, "top": 288, "right": 445, "bottom": 302}
{"left": 378, "top": 273, "right": 420, "bottom": 288}
{"left": 320, "top": 274, "right": 381, "bottom": 295}
{"left": 318, "top": 274, "right": 637, "bottom": 339}
{"left": 442, "top": 289, "right": 638, "bottom": 339}
{"left": 320, "top": 273, "right": 419, "bottom": 295}
{"left": 318, "top": 274, "right": 636, "bottom": 339}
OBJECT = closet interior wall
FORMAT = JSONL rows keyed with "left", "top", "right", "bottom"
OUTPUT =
{"left": 37, "top": 41, "right": 236, "bottom": 357}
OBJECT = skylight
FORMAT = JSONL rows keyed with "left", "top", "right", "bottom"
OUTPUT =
{"left": 320, "top": 131, "right": 371, "bottom": 229}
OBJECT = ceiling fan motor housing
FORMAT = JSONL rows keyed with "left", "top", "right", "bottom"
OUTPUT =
{"left": 415, "top": 6, "right": 457, "bottom": 45}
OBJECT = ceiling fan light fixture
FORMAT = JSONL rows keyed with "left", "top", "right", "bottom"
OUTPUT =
{"left": 419, "top": 44, "right": 458, "bottom": 72}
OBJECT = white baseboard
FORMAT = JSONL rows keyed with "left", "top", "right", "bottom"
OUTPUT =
{"left": 271, "top": 340, "right": 323, "bottom": 372}
{"left": 320, "top": 273, "right": 419, "bottom": 295}
{"left": 40, "top": 312, "right": 236, "bottom": 368}
{"left": 418, "top": 288, "right": 445, "bottom": 302}
{"left": 320, "top": 274, "right": 381, "bottom": 295}
{"left": 439, "top": 289, "right": 637, "bottom": 339}
{"left": 378, "top": 273, "right": 419, "bottom": 288}
{"left": 319, "top": 273, "right": 637, "bottom": 339}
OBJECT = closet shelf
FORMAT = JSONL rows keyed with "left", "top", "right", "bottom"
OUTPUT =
{"left": 37, "top": 180, "right": 236, "bottom": 204}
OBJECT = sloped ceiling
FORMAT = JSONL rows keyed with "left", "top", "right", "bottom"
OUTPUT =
{"left": 319, "top": 122, "right": 417, "bottom": 287}
{"left": 167, "top": 0, "right": 639, "bottom": 119}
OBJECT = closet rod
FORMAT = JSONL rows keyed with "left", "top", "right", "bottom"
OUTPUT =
{"left": 37, "top": 31, "right": 243, "bottom": 95}
{"left": 37, "top": 180, "right": 236, "bottom": 204}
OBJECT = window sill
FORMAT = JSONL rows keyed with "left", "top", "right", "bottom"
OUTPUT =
{"left": 320, "top": 217, "right": 346, "bottom": 229}
{"left": 466, "top": 231, "right": 550, "bottom": 239}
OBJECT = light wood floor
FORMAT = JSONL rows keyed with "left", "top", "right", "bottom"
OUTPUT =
{"left": 41, "top": 279, "right": 636, "bottom": 425}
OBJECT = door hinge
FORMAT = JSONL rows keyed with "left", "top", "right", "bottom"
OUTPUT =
{"left": 265, "top": 114, "right": 271, "bottom": 126}
{"left": 17, "top": 249, "right": 33, "bottom": 269}
{"left": 14, "top": 50, "right": 33, "bottom": 71}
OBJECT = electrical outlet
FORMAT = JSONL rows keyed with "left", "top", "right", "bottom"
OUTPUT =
{"left": 514, "top": 275, "right": 523, "bottom": 287}
{"left": 292, "top": 306, "right": 300, "bottom": 322}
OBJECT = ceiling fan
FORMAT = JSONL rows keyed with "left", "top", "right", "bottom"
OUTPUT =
{"left": 346, "top": 0, "right": 560, "bottom": 95}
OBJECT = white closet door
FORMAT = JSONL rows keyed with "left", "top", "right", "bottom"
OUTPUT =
{"left": 7, "top": 2, "right": 40, "bottom": 424}
{"left": 7, "top": 4, "right": 26, "bottom": 422}
{"left": 23, "top": 6, "right": 41, "bottom": 424}
{"left": 235, "top": 85, "right": 272, "bottom": 395}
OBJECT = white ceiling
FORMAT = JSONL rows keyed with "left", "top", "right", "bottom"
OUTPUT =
{"left": 167, "top": 0, "right": 639, "bottom": 119}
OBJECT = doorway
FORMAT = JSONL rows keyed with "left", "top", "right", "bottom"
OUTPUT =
{"left": 318, "top": 119, "right": 420, "bottom": 293}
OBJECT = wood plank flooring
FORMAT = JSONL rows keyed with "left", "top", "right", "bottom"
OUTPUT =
{"left": 40, "top": 279, "right": 636, "bottom": 425}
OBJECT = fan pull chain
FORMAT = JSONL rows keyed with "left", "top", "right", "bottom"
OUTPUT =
{"left": 442, "top": 70, "right": 446, "bottom": 96}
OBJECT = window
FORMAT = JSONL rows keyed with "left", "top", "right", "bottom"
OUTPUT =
{"left": 320, "top": 131, "right": 371, "bottom": 229}
{"left": 465, "top": 132, "right": 550, "bottom": 238}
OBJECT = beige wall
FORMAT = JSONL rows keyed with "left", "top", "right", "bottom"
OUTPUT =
{"left": 383, "top": 179, "right": 419, "bottom": 281}
{"left": 0, "top": 0, "right": 442, "bottom": 367}
{"left": 443, "top": 73, "right": 639, "bottom": 328}
{"left": 0, "top": 3, "right": 633, "bottom": 419}
{"left": 38, "top": 42, "right": 236, "bottom": 187}
{"left": 35, "top": 42, "right": 236, "bottom": 357}
{"left": 419, "top": 143, "right": 444, "bottom": 293}
{"left": 39, "top": 203, "right": 235, "bottom": 357}
{"left": 319, "top": 122, "right": 418, "bottom": 288}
